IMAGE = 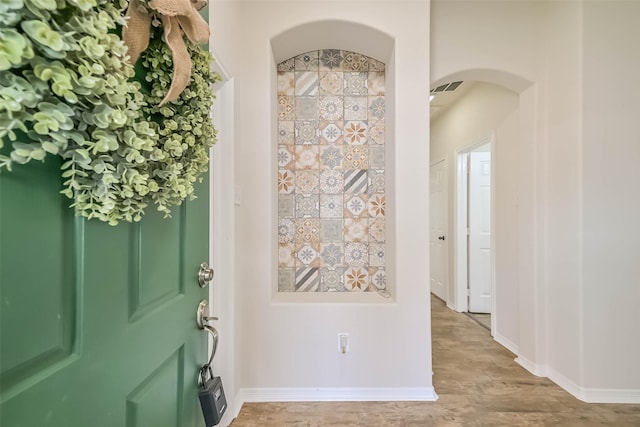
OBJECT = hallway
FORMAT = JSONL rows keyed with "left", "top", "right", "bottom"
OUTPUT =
{"left": 230, "top": 296, "right": 640, "bottom": 426}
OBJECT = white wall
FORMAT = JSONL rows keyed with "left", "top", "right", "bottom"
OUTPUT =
{"left": 538, "top": 0, "right": 583, "bottom": 389}
{"left": 430, "top": 82, "right": 520, "bottom": 350}
{"left": 581, "top": 1, "right": 640, "bottom": 396}
{"left": 432, "top": 0, "right": 640, "bottom": 402}
{"left": 211, "top": 0, "right": 434, "bottom": 409}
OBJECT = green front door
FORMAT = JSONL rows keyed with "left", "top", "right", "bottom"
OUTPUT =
{"left": 1, "top": 153, "right": 210, "bottom": 425}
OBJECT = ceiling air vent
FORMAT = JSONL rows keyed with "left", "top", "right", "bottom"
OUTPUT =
{"left": 430, "top": 81, "right": 463, "bottom": 93}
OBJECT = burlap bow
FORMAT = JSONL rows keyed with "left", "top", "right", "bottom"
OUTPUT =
{"left": 123, "top": 0, "right": 210, "bottom": 105}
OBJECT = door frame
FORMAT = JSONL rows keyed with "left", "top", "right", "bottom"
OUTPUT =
{"left": 209, "top": 57, "right": 237, "bottom": 425}
{"left": 454, "top": 133, "right": 496, "bottom": 332}
{"left": 429, "top": 156, "right": 449, "bottom": 306}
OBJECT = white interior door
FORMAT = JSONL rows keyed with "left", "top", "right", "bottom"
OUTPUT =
{"left": 430, "top": 159, "right": 448, "bottom": 301}
{"left": 468, "top": 149, "right": 492, "bottom": 313}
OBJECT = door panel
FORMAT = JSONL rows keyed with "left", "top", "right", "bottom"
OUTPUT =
{"left": 469, "top": 150, "right": 492, "bottom": 313}
{"left": 429, "top": 159, "right": 448, "bottom": 301}
{"left": 0, "top": 156, "right": 78, "bottom": 400}
{"left": 1, "top": 151, "right": 209, "bottom": 425}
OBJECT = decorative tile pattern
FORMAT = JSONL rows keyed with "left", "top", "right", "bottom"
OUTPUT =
{"left": 279, "top": 195, "right": 294, "bottom": 218}
{"left": 320, "top": 145, "right": 343, "bottom": 169}
{"left": 368, "top": 58, "right": 385, "bottom": 72}
{"left": 344, "top": 169, "right": 368, "bottom": 194}
{"left": 368, "top": 169, "right": 385, "bottom": 194}
{"left": 318, "top": 96, "right": 344, "bottom": 120}
{"left": 369, "top": 218, "right": 385, "bottom": 242}
{"left": 295, "top": 194, "right": 319, "bottom": 218}
{"left": 278, "top": 72, "right": 295, "bottom": 96}
{"left": 278, "top": 218, "right": 295, "bottom": 243}
{"left": 368, "top": 72, "right": 385, "bottom": 96}
{"left": 278, "top": 170, "right": 295, "bottom": 194}
{"left": 295, "top": 51, "right": 319, "bottom": 71}
{"left": 278, "top": 243, "right": 295, "bottom": 267}
{"left": 296, "top": 244, "right": 319, "bottom": 267}
{"left": 278, "top": 268, "right": 295, "bottom": 291}
{"left": 320, "top": 267, "right": 345, "bottom": 291}
{"left": 344, "top": 218, "right": 369, "bottom": 242}
{"left": 295, "top": 267, "right": 320, "bottom": 291}
{"left": 344, "top": 242, "right": 368, "bottom": 267}
{"left": 369, "top": 267, "right": 386, "bottom": 289}
{"left": 344, "top": 72, "right": 368, "bottom": 96}
{"left": 319, "top": 170, "right": 344, "bottom": 194}
{"left": 295, "top": 219, "right": 320, "bottom": 245}
{"left": 369, "top": 242, "right": 385, "bottom": 267}
{"left": 368, "top": 96, "right": 385, "bottom": 120}
{"left": 294, "top": 146, "right": 319, "bottom": 170}
{"left": 344, "top": 97, "right": 367, "bottom": 120}
{"left": 344, "top": 267, "right": 369, "bottom": 291}
{"left": 278, "top": 121, "right": 295, "bottom": 145}
{"left": 320, "top": 243, "right": 343, "bottom": 267}
{"left": 320, "top": 49, "right": 343, "bottom": 70}
{"left": 278, "top": 146, "right": 295, "bottom": 169}
{"left": 295, "top": 72, "right": 319, "bottom": 96}
{"left": 295, "top": 120, "right": 319, "bottom": 145}
{"left": 368, "top": 194, "right": 385, "bottom": 217}
{"left": 343, "top": 51, "right": 369, "bottom": 72}
{"left": 295, "top": 97, "right": 317, "bottom": 120}
{"left": 320, "top": 121, "right": 343, "bottom": 144}
{"left": 344, "top": 121, "right": 368, "bottom": 145}
{"left": 278, "top": 96, "right": 294, "bottom": 120}
{"left": 344, "top": 146, "right": 368, "bottom": 169}
{"left": 278, "top": 50, "right": 386, "bottom": 293}
{"left": 277, "top": 58, "right": 295, "bottom": 72}
{"left": 320, "top": 219, "right": 342, "bottom": 242}
{"left": 319, "top": 71, "right": 343, "bottom": 95}
{"left": 295, "top": 170, "right": 319, "bottom": 194}
{"left": 320, "top": 195, "right": 343, "bottom": 218}
{"left": 344, "top": 194, "right": 368, "bottom": 219}
{"left": 368, "top": 119, "right": 384, "bottom": 145}
{"left": 368, "top": 146, "right": 384, "bottom": 169}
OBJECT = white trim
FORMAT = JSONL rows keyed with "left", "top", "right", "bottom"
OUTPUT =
{"left": 493, "top": 333, "right": 519, "bottom": 356}
{"left": 230, "top": 387, "right": 439, "bottom": 420}
{"left": 578, "top": 388, "right": 640, "bottom": 404}
{"left": 489, "top": 136, "right": 497, "bottom": 334}
{"left": 453, "top": 134, "right": 496, "bottom": 316}
{"left": 210, "top": 78, "right": 237, "bottom": 427}
{"left": 454, "top": 151, "right": 468, "bottom": 312}
{"left": 546, "top": 366, "right": 640, "bottom": 404}
{"left": 515, "top": 355, "right": 547, "bottom": 377}
{"left": 236, "top": 387, "right": 438, "bottom": 405}
{"left": 514, "top": 358, "right": 640, "bottom": 404}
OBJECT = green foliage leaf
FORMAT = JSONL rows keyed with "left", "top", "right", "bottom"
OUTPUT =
{"left": 1, "top": 0, "right": 220, "bottom": 225}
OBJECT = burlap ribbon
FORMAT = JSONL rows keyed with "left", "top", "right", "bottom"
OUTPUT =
{"left": 123, "top": 0, "right": 210, "bottom": 105}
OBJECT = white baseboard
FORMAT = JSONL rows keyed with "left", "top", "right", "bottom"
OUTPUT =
{"left": 237, "top": 387, "right": 438, "bottom": 402}
{"left": 515, "top": 355, "right": 547, "bottom": 377}
{"left": 493, "top": 333, "right": 519, "bottom": 355}
{"left": 230, "top": 387, "right": 438, "bottom": 418}
{"left": 578, "top": 388, "right": 640, "bottom": 404}
{"left": 515, "top": 357, "right": 640, "bottom": 403}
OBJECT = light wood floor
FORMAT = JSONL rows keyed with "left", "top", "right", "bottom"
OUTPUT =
{"left": 229, "top": 296, "right": 640, "bottom": 426}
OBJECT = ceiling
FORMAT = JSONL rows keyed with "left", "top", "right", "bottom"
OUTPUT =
{"left": 429, "top": 81, "right": 474, "bottom": 120}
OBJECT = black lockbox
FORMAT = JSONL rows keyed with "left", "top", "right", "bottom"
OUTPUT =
{"left": 199, "top": 367, "right": 227, "bottom": 426}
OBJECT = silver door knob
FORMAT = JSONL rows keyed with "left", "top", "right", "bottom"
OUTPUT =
{"left": 198, "top": 261, "right": 214, "bottom": 287}
{"left": 196, "top": 299, "right": 218, "bottom": 329}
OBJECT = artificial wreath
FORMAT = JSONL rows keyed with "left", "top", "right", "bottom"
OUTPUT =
{"left": 0, "top": 0, "right": 220, "bottom": 225}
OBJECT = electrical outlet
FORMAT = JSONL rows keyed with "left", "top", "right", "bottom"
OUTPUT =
{"left": 338, "top": 333, "right": 349, "bottom": 354}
